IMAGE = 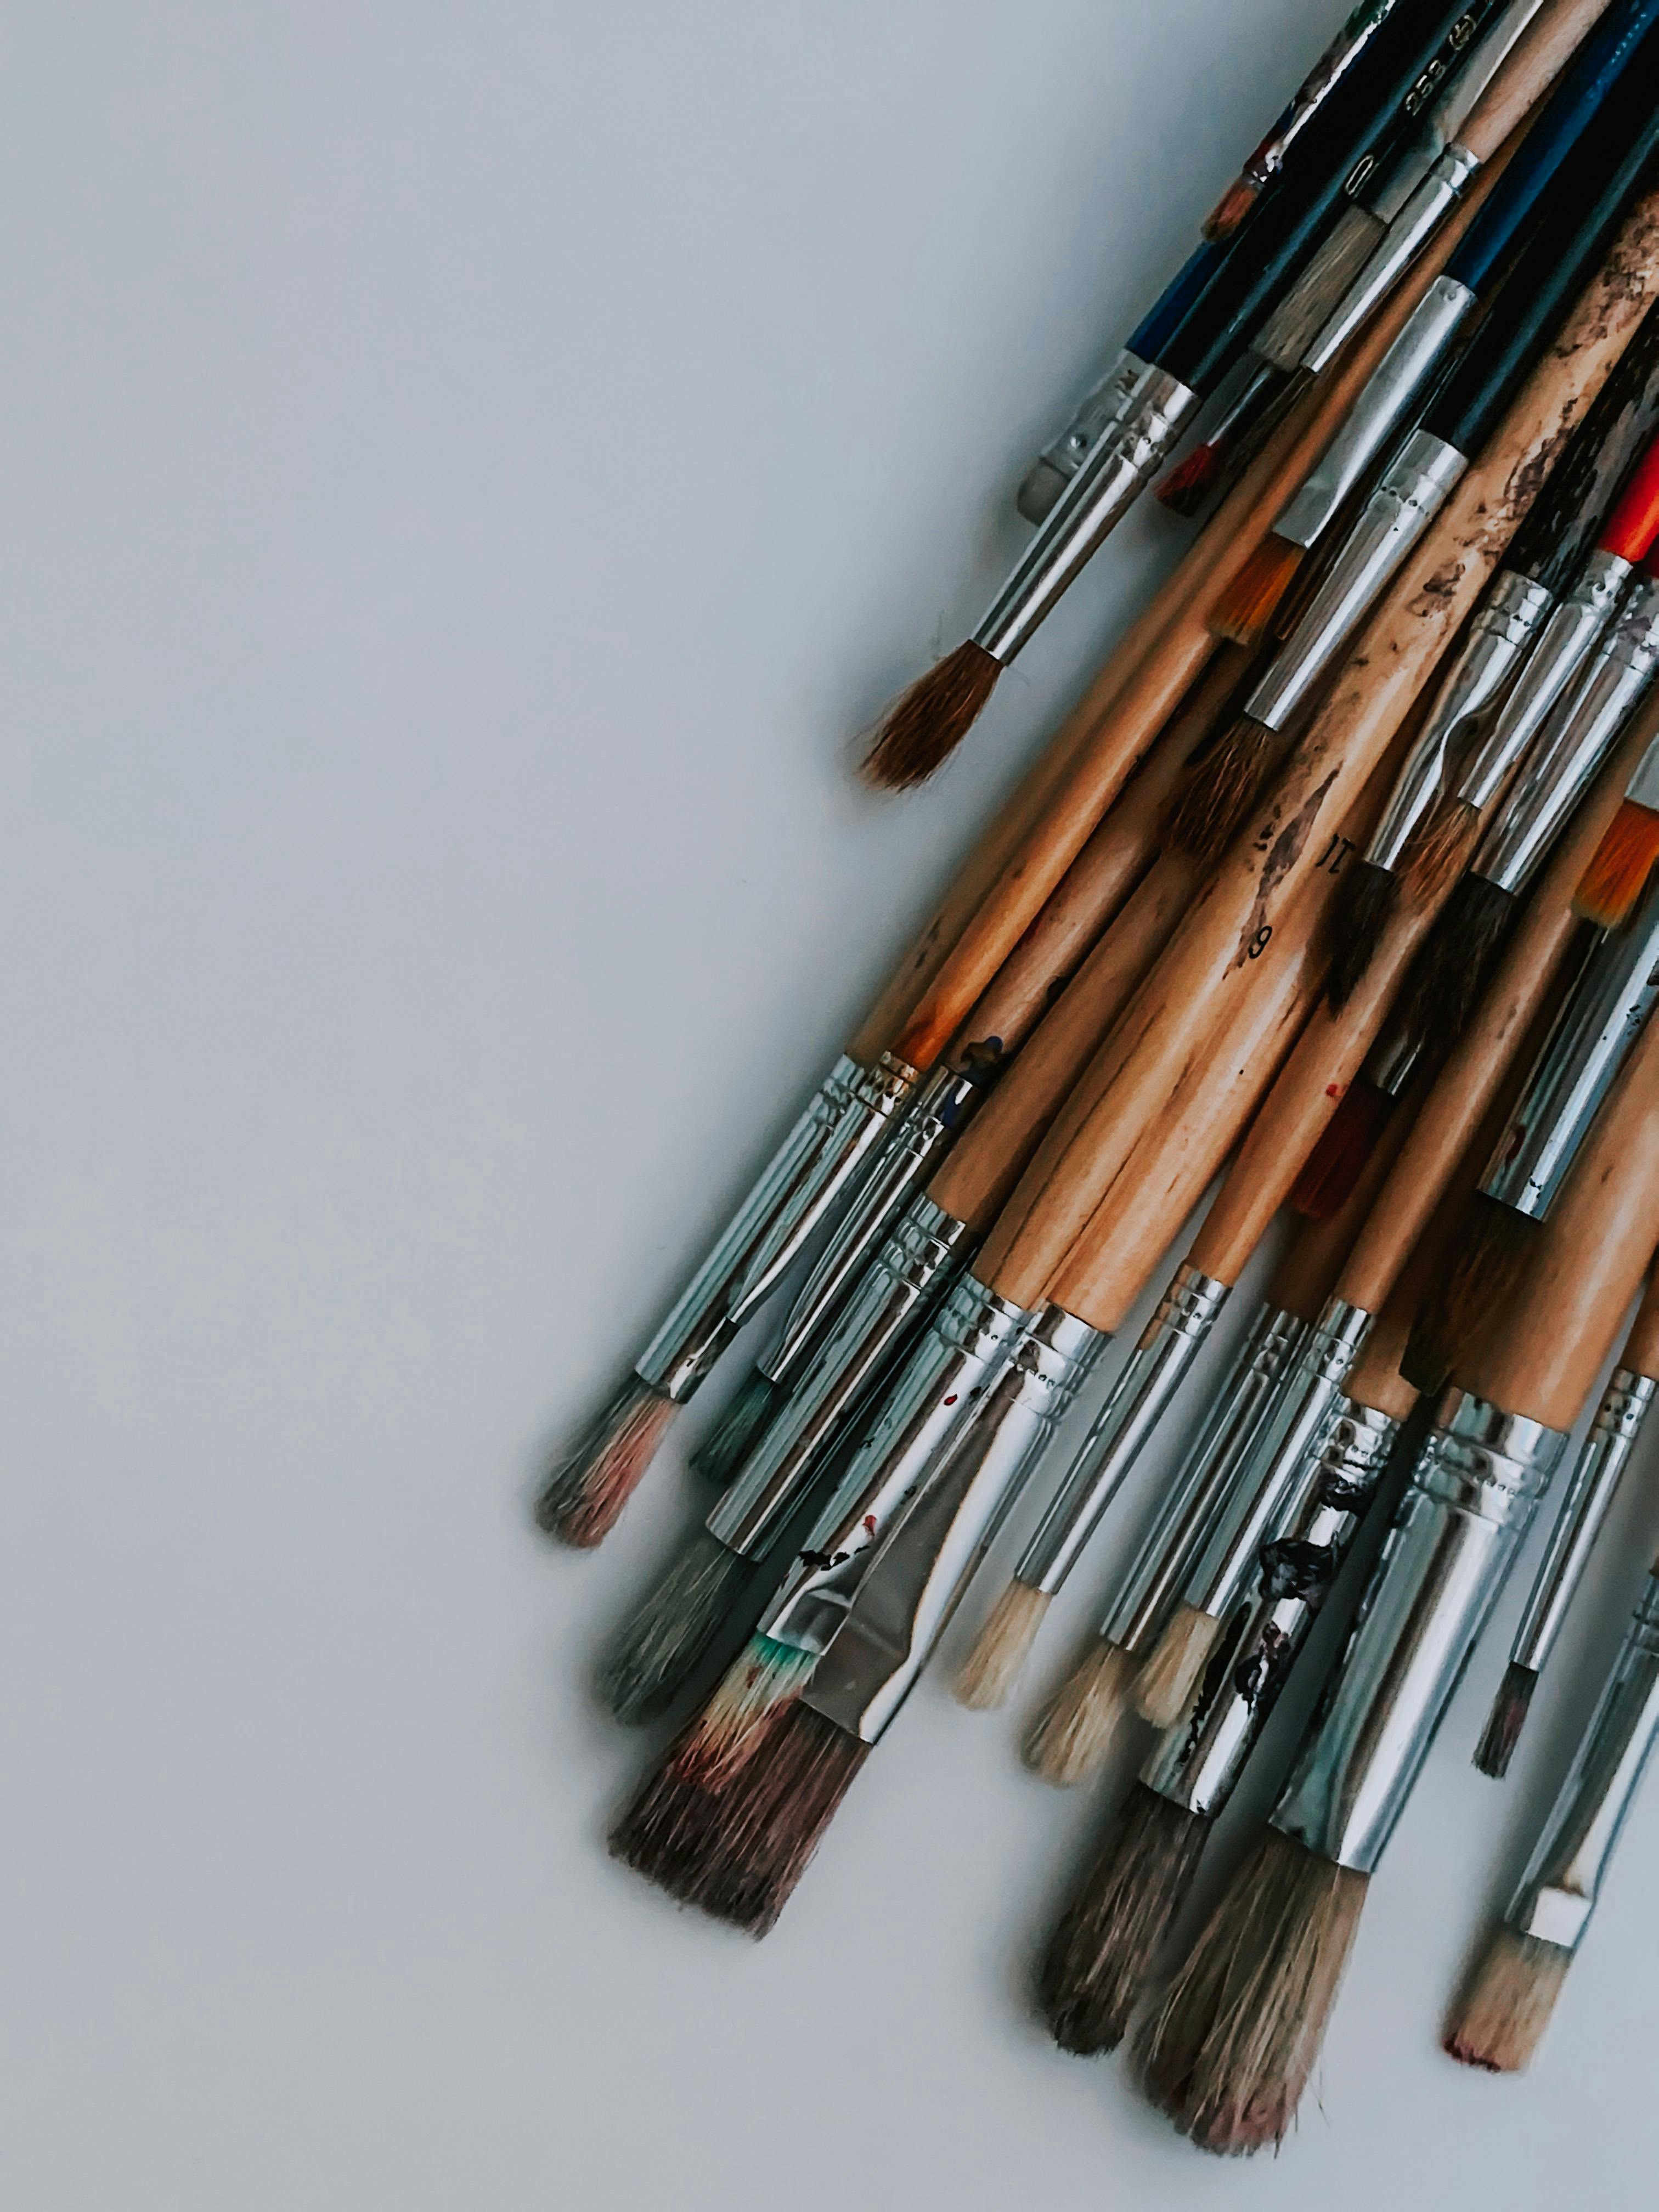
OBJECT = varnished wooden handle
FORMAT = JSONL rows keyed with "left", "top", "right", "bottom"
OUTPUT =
{"left": 1617, "top": 1263, "right": 1659, "bottom": 1380}
{"left": 1459, "top": 0, "right": 1618, "bottom": 164}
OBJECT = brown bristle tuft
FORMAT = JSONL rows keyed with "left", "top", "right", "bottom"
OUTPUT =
{"left": 955, "top": 1578, "right": 1051, "bottom": 1711}
{"left": 537, "top": 1376, "right": 679, "bottom": 1549}
{"left": 1403, "top": 1192, "right": 1540, "bottom": 1396}
{"left": 1203, "top": 178, "right": 1260, "bottom": 244}
{"left": 1207, "top": 537, "right": 1304, "bottom": 648}
{"left": 597, "top": 1531, "right": 756, "bottom": 1725}
{"left": 1400, "top": 794, "right": 1480, "bottom": 906}
{"left": 1390, "top": 872, "right": 1517, "bottom": 1064}
{"left": 1573, "top": 799, "right": 1659, "bottom": 928}
{"left": 1039, "top": 1784, "right": 1212, "bottom": 2055}
{"left": 1444, "top": 1927, "right": 1571, "bottom": 2072}
{"left": 1288, "top": 1080, "right": 1395, "bottom": 1220}
{"left": 860, "top": 641, "right": 1001, "bottom": 790}
{"left": 1156, "top": 442, "right": 1224, "bottom": 518}
{"left": 1322, "top": 858, "right": 1399, "bottom": 1010}
{"left": 1472, "top": 1660, "right": 1539, "bottom": 1781}
{"left": 1166, "top": 717, "right": 1279, "bottom": 864}
{"left": 1135, "top": 1604, "right": 1221, "bottom": 1729}
{"left": 689, "top": 1369, "right": 782, "bottom": 1483}
{"left": 1139, "top": 1826, "right": 1368, "bottom": 2155}
{"left": 1024, "top": 1638, "right": 1140, "bottom": 1787}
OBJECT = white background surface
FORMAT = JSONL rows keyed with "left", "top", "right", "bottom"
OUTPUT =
{"left": 5, "top": 3, "right": 1657, "bottom": 2205}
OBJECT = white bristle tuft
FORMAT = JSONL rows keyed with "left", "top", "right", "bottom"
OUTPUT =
{"left": 1134, "top": 1603, "right": 1221, "bottom": 1728}
{"left": 1023, "top": 1639, "right": 1138, "bottom": 1788}
{"left": 955, "top": 1580, "right": 1052, "bottom": 1711}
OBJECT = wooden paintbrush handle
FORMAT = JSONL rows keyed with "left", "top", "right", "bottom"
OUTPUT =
{"left": 1457, "top": 0, "right": 1618, "bottom": 164}
{"left": 1616, "top": 1264, "right": 1659, "bottom": 1380}
{"left": 980, "top": 194, "right": 1659, "bottom": 1320}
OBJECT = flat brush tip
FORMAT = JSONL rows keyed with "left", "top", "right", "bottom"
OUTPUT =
{"left": 1203, "top": 179, "right": 1259, "bottom": 243}
{"left": 860, "top": 640, "right": 1000, "bottom": 790}
{"left": 1207, "top": 536, "right": 1302, "bottom": 648}
{"left": 1444, "top": 1927, "right": 1571, "bottom": 2073}
{"left": 1573, "top": 800, "right": 1659, "bottom": 928}
{"left": 1472, "top": 1661, "right": 1538, "bottom": 1780}
{"left": 1156, "top": 443, "right": 1223, "bottom": 518}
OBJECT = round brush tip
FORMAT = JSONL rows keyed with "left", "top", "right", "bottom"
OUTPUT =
{"left": 860, "top": 640, "right": 1001, "bottom": 790}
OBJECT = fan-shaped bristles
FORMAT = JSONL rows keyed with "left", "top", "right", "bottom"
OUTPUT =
{"left": 1157, "top": 442, "right": 1226, "bottom": 519}
{"left": 689, "top": 1368, "right": 782, "bottom": 1484}
{"left": 1472, "top": 1659, "right": 1539, "bottom": 1781}
{"left": 1574, "top": 798, "right": 1659, "bottom": 928}
{"left": 1391, "top": 872, "right": 1517, "bottom": 1063}
{"left": 955, "top": 1578, "right": 1051, "bottom": 1711}
{"left": 1166, "top": 716, "right": 1278, "bottom": 863}
{"left": 1403, "top": 1192, "right": 1540, "bottom": 1396}
{"left": 1444, "top": 1927, "right": 1571, "bottom": 2072}
{"left": 1204, "top": 178, "right": 1260, "bottom": 244}
{"left": 860, "top": 641, "right": 1001, "bottom": 790}
{"left": 1288, "top": 1079, "right": 1395, "bottom": 1221}
{"left": 1400, "top": 793, "right": 1480, "bottom": 906}
{"left": 1139, "top": 1826, "right": 1368, "bottom": 2155}
{"left": 1135, "top": 1603, "right": 1221, "bottom": 1729}
{"left": 596, "top": 1531, "right": 756, "bottom": 1724}
{"left": 1039, "top": 1784, "right": 1212, "bottom": 2055}
{"left": 1207, "top": 537, "right": 1304, "bottom": 649}
{"left": 1322, "top": 857, "right": 1400, "bottom": 1011}
{"left": 1024, "top": 1638, "right": 1139, "bottom": 1787}
{"left": 536, "top": 1376, "right": 679, "bottom": 1549}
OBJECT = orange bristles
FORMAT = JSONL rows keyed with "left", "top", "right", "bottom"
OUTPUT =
{"left": 1203, "top": 178, "right": 1260, "bottom": 244}
{"left": 1207, "top": 535, "right": 1304, "bottom": 648}
{"left": 1157, "top": 442, "right": 1224, "bottom": 518}
{"left": 1573, "top": 798, "right": 1659, "bottom": 927}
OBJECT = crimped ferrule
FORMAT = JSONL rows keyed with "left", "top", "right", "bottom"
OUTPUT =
{"left": 1508, "top": 1574, "right": 1659, "bottom": 1954}
{"left": 804, "top": 1305, "right": 1105, "bottom": 1742}
{"left": 975, "top": 362, "right": 1199, "bottom": 664}
{"left": 1274, "top": 1388, "right": 1565, "bottom": 1874}
{"left": 707, "top": 1196, "right": 978, "bottom": 1558}
{"left": 1022, "top": 346, "right": 1144, "bottom": 515}
{"left": 1016, "top": 1266, "right": 1231, "bottom": 1598}
{"left": 1304, "top": 144, "right": 1482, "bottom": 375}
{"left": 636, "top": 1051, "right": 918, "bottom": 1402}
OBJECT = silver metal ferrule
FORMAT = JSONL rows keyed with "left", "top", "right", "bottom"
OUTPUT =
{"left": 1483, "top": 872, "right": 1659, "bottom": 1220}
{"left": 804, "top": 1305, "right": 1105, "bottom": 1742}
{"left": 635, "top": 1051, "right": 918, "bottom": 1402}
{"left": 1144, "top": 1398, "right": 1402, "bottom": 1821}
{"left": 1365, "top": 570, "right": 1556, "bottom": 871}
{"left": 1247, "top": 429, "right": 1467, "bottom": 734}
{"left": 1016, "top": 1266, "right": 1230, "bottom": 1599}
{"left": 1022, "top": 346, "right": 1144, "bottom": 515}
{"left": 1274, "top": 1388, "right": 1565, "bottom": 1874}
{"left": 707, "top": 1196, "right": 979, "bottom": 1559}
{"left": 1509, "top": 1370, "right": 1658, "bottom": 1680}
{"left": 754, "top": 1272, "right": 1035, "bottom": 1656}
{"left": 1626, "top": 730, "right": 1659, "bottom": 812}
{"left": 760, "top": 1062, "right": 981, "bottom": 1391}
{"left": 1305, "top": 144, "right": 1482, "bottom": 376}
{"left": 1103, "top": 1304, "right": 1310, "bottom": 1653}
{"left": 1182, "top": 1299, "right": 1373, "bottom": 1625}
{"left": 974, "top": 361, "right": 1199, "bottom": 664}
{"left": 1508, "top": 1573, "right": 1659, "bottom": 1954}
{"left": 1273, "top": 278, "right": 1472, "bottom": 555}
{"left": 1478, "top": 571, "right": 1659, "bottom": 896}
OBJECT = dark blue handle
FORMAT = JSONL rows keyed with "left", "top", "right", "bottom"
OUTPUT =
{"left": 1447, "top": 0, "right": 1659, "bottom": 296}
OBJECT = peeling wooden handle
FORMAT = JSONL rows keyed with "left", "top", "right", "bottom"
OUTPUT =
{"left": 1459, "top": 0, "right": 1618, "bottom": 164}
{"left": 1618, "top": 1262, "right": 1659, "bottom": 1380}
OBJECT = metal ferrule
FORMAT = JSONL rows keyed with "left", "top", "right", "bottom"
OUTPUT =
{"left": 1026, "top": 346, "right": 1143, "bottom": 504}
{"left": 1015, "top": 1266, "right": 1231, "bottom": 1599}
{"left": 1305, "top": 144, "right": 1482, "bottom": 376}
{"left": 974, "top": 362, "right": 1200, "bottom": 664}
{"left": 1509, "top": 1370, "right": 1657, "bottom": 1680}
{"left": 635, "top": 1052, "right": 918, "bottom": 1402}
{"left": 707, "top": 1197, "right": 978, "bottom": 1559}
{"left": 760, "top": 1062, "right": 981, "bottom": 1391}
{"left": 804, "top": 1305, "right": 1105, "bottom": 1742}
{"left": 1145, "top": 1398, "right": 1402, "bottom": 1820}
{"left": 1272, "top": 278, "right": 1472, "bottom": 554}
{"left": 1508, "top": 1573, "right": 1659, "bottom": 1953}
{"left": 1626, "top": 731, "right": 1659, "bottom": 812}
{"left": 1247, "top": 430, "right": 1466, "bottom": 734}
{"left": 1365, "top": 571, "right": 1556, "bottom": 871}
{"left": 1103, "top": 1305, "right": 1311, "bottom": 1652}
{"left": 1478, "top": 572, "right": 1659, "bottom": 896}
{"left": 1273, "top": 1389, "right": 1565, "bottom": 1874}
{"left": 754, "top": 1272, "right": 1035, "bottom": 1656}
{"left": 1182, "top": 1300, "right": 1374, "bottom": 1625}
{"left": 1483, "top": 874, "right": 1659, "bottom": 1219}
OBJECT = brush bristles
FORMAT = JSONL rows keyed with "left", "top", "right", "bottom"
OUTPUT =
{"left": 1208, "top": 537, "right": 1304, "bottom": 648}
{"left": 1024, "top": 1639, "right": 1139, "bottom": 1787}
{"left": 1473, "top": 1660, "right": 1539, "bottom": 1781}
{"left": 1574, "top": 799, "right": 1659, "bottom": 928}
{"left": 955, "top": 1579, "right": 1052, "bottom": 1711}
{"left": 1141, "top": 1826, "right": 1368, "bottom": 2155}
{"left": 1403, "top": 1192, "right": 1540, "bottom": 1397}
{"left": 1156, "top": 443, "right": 1224, "bottom": 519}
{"left": 536, "top": 1376, "right": 679, "bottom": 1549}
{"left": 1322, "top": 859, "right": 1399, "bottom": 1011}
{"left": 1288, "top": 1079, "right": 1394, "bottom": 1221}
{"left": 1039, "top": 1784, "right": 1212, "bottom": 2055}
{"left": 1391, "top": 872, "right": 1517, "bottom": 1065}
{"left": 677, "top": 1633, "right": 822, "bottom": 1787}
{"left": 1135, "top": 1604, "right": 1221, "bottom": 1729}
{"left": 1166, "top": 717, "right": 1278, "bottom": 864}
{"left": 596, "top": 1531, "right": 756, "bottom": 1725}
{"left": 860, "top": 640, "right": 1001, "bottom": 790}
{"left": 689, "top": 1369, "right": 782, "bottom": 1483}
{"left": 1400, "top": 794, "right": 1480, "bottom": 906}
{"left": 1445, "top": 1926, "right": 1572, "bottom": 2073}
{"left": 1203, "top": 178, "right": 1259, "bottom": 244}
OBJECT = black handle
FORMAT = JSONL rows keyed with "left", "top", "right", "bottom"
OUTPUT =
{"left": 1506, "top": 305, "right": 1659, "bottom": 590}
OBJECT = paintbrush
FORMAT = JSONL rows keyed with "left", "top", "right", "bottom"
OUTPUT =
{"left": 1138, "top": 1003, "right": 1659, "bottom": 2153}
{"left": 1211, "top": 0, "right": 1659, "bottom": 652}
{"left": 1474, "top": 1262, "right": 1659, "bottom": 1773}
{"left": 1572, "top": 719, "right": 1659, "bottom": 921}
{"left": 1448, "top": 1543, "right": 1659, "bottom": 2070}
{"left": 864, "top": 0, "right": 1514, "bottom": 787}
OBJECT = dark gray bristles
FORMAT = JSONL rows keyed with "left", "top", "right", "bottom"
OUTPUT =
{"left": 1474, "top": 1660, "right": 1539, "bottom": 1781}
{"left": 1391, "top": 872, "right": 1517, "bottom": 1059}
{"left": 1039, "top": 1784, "right": 1211, "bottom": 2055}
{"left": 1322, "top": 859, "right": 1399, "bottom": 1011}
{"left": 689, "top": 1369, "right": 782, "bottom": 1483}
{"left": 596, "top": 1530, "right": 757, "bottom": 1724}
{"left": 1403, "top": 1192, "right": 1541, "bottom": 1396}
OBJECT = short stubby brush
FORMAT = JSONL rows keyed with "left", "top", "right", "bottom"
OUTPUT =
{"left": 1574, "top": 720, "right": 1659, "bottom": 924}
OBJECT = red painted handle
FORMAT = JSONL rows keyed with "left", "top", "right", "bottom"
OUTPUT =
{"left": 1604, "top": 430, "right": 1659, "bottom": 564}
